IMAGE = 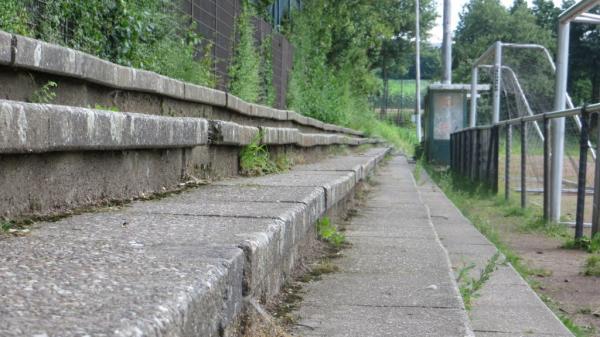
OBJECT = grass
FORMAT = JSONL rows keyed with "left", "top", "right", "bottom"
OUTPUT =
{"left": 563, "top": 234, "right": 600, "bottom": 253}
{"left": 316, "top": 217, "right": 346, "bottom": 249}
{"left": 425, "top": 166, "right": 592, "bottom": 336}
{"left": 583, "top": 255, "right": 600, "bottom": 276}
{"left": 369, "top": 122, "right": 418, "bottom": 157}
{"left": 29, "top": 81, "right": 57, "bottom": 104}
{"left": 457, "top": 252, "right": 501, "bottom": 310}
{"left": 240, "top": 132, "right": 290, "bottom": 176}
{"left": 378, "top": 79, "right": 430, "bottom": 97}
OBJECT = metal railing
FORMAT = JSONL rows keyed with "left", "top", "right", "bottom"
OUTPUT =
{"left": 451, "top": 102, "right": 600, "bottom": 240}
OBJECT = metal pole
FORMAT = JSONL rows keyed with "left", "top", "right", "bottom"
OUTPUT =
{"left": 521, "top": 120, "right": 527, "bottom": 208}
{"left": 505, "top": 125, "right": 512, "bottom": 200}
{"left": 415, "top": 0, "right": 422, "bottom": 142}
{"left": 470, "top": 67, "right": 478, "bottom": 127}
{"left": 591, "top": 113, "right": 600, "bottom": 237}
{"left": 575, "top": 108, "right": 590, "bottom": 239}
{"left": 551, "top": 22, "right": 570, "bottom": 222}
{"left": 493, "top": 126, "right": 500, "bottom": 193}
{"left": 476, "top": 129, "right": 481, "bottom": 182}
{"left": 544, "top": 117, "right": 552, "bottom": 220}
{"left": 492, "top": 41, "right": 502, "bottom": 124}
{"left": 442, "top": 0, "right": 452, "bottom": 84}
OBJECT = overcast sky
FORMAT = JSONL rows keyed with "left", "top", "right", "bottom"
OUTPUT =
{"left": 429, "top": 0, "right": 564, "bottom": 44}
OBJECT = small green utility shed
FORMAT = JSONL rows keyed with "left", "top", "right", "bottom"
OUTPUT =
{"left": 423, "top": 83, "right": 488, "bottom": 165}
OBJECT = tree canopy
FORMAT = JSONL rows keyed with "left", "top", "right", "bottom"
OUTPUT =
{"left": 286, "top": 0, "right": 437, "bottom": 125}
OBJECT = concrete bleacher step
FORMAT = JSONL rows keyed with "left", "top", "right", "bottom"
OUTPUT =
{"left": 0, "top": 147, "right": 389, "bottom": 337}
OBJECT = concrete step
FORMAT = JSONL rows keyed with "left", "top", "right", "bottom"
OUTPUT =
{"left": 0, "top": 147, "right": 390, "bottom": 337}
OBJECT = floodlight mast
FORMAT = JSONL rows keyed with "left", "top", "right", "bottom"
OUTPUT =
{"left": 415, "top": 0, "right": 422, "bottom": 142}
{"left": 442, "top": 0, "right": 452, "bottom": 84}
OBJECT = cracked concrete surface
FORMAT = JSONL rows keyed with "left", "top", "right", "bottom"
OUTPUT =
{"left": 291, "top": 156, "right": 474, "bottom": 337}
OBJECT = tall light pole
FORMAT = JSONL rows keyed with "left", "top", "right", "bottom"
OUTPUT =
{"left": 442, "top": 0, "right": 452, "bottom": 84}
{"left": 415, "top": 0, "right": 422, "bottom": 142}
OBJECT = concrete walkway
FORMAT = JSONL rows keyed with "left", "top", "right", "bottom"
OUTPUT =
{"left": 291, "top": 155, "right": 574, "bottom": 337}
{"left": 291, "top": 156, "right": 474, "bottom": 337}
{"left": 417, "top": 170, "right": 574, "bottom": 337}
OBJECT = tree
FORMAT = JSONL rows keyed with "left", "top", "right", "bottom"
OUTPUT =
{"left": 532, "top": 0, "right": 561, "bottom": 34}
{"left": 287, "top": 0, "right": 437, "bottom": 125}
{"left": 453, "top": 0, "right": 554, "bottom": 82}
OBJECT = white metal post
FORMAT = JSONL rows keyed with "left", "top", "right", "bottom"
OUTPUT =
{"left": 551, "top": 22, "right": 570, "bottom": 222}
{"left": 415, "top": 0, "right": 422, "bottom": 142}
{"left": 470, "top": 67, "right": 478, "bottom": 127}
{"left": 492, "top": 41, "right": 502, "bottom": 124}
{"left": 442, "top": 0, "right": 452, "bottom": 84}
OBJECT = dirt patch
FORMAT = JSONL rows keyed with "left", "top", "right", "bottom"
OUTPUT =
{"left": 504, "top": 228, "right": 600, "bottom": 333}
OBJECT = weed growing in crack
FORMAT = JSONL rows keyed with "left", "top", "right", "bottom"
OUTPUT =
{"left": 456, "top": 252, "right": 500, "bottom": 310}
{"left": 316, "top": 217, "right": 346, "bottom": 249}
{"left": 239, "top": 133, "right": 279, "bottom": 176}
{"left": 93, "top": 104, "right": 120, "bottom": 112}
{"left": 30, "top": 81, "right": 57, "bottom": 104}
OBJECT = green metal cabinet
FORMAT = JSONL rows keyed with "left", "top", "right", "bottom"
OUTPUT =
{"left": 423, "top": 84, "right": 470, "bottom": 165}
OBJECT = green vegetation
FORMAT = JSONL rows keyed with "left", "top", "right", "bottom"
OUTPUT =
{"left": 563, "top": 234, "right": 600, "bottom": 254}
{"left": 426, "top": 167, "right": 591, "bottom": 336}
{"left": 559, "top": 315, "right": 595, "bottom": 337}
{"left": 29, "top": 81, "right": 57, "bottom": 104}
{"left": 457, "top": 252, "right": 500, "bottom": 310}
{"left": 239, "top": 133, "right": 280, "bottom": 176}
{"left": 229, "top": 0, "right": 261, "bottom": 103}
{"left": 259, "top": 34, "right": 276, "bottom": 107}
{"left": 0, "top": 0, "right": 33, "bottom": 36}
{"left": 583, "top": 255, "right": 600, "bottom": 276}
{"left": 285, "top": 0, "right": 436, "bottom": 147}
{"left": 93, "top": 104, "right": 119, "bottom": 112}
{"left": 0, "top": 0, "right": 215, "bottom": 88}
{"left": 454, "top": 0, "right": 599, "bottom": 104}
{"left": 316, "top": 217, "right": 346, "bottom": 249}
{"left": 371, "top": 123, "right": 419, "bottom": 156}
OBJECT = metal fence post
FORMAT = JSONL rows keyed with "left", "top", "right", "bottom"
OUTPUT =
{"left": 543, "top": 117, "right": 552, "bottom": 221}
{"left": 521, "top": 120, "right": 527, "bottom": 208}
{"left": 475, "top": 128, "right": 481, "bottom": 183}
{"left": 575, "top": 107, "right": 590, "bottom": 239}
{"left": 592, "top": 112, "right": 600, "bottom": 237}
{"left": 505, "top": 125, "right": 512, "bottom": 200}
{"left": 492, "top": 126, "right": 500, "bottom": 193}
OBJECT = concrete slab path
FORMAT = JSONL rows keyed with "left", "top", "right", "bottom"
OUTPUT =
{"left": 291, "top": 156, "right": 474, "bottom": 337}
{"left": 291, "top": 155, "right": 574, "bottom": 337}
